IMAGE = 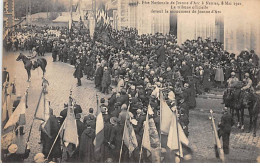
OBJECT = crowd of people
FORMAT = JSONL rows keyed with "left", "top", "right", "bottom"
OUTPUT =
{"left": 2, "top": 23, "right": 260, "bottom": 163}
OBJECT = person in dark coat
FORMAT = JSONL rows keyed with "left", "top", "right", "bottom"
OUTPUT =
{"left": 202, "top": 65, "right": 212, "bottom": 92}
{"left": 180, "top": 61, "right": 192, "bottom": 81}
{"left": 70, "top": 113, "right": 85, "bottom": 162}
{"left": 117, "top": 89, "right": 129, "bottom": 106}
{"left": 2, "top": 143, "right": 30, "bottom": 163}
{"left": 42, "top": 111, "right": 62, "bottom": 162}
{"left": 2, "top": 67, "right": 9, "bottom": 86}
{"left": 108, "top": 89, "right": 117, "bottom": 114}
{"left": 95, "top": 63, "right": 103, "bottom": 90}
{"left": 52, "top": 44, "right": 58, "bottom": 62}
{"left": 79, "top": 123, "right": 95, "bottom": 162}
{"left": 108, "top": 117, "right": 124, "bottom": 162}
{"left": 59, "top": 104, "right": 68, "bottom": 125}
{"left": 76, "top": 113, "right": 84, "bottom": 141}
{"left": 101, "top": 67, "right": 111, "bottom": 94}
{"left": 183, "top": 83, "right": 196, "bottom": 109}
{"left": 157, "top": 45, "right": 166, "bottom": 65}
{"left": 73, "top": 59, "right": 83, "bottom": 86}
{"left": 83, "top": 108, "right": 96, "bottom": 129}
{"left": 218, "top": 107, "right": 234, "bottom": 154}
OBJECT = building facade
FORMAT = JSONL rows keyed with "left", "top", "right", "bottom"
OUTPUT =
{"left": 3, "top": 0, "right": 15, "bottom": 39}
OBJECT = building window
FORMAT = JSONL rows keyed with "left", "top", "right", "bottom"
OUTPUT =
{"left": 4, "top": 2, "right": 8, "bottom": 13}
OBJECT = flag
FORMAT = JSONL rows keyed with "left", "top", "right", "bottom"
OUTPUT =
{"left": 35, "top": 92, "right": 51, "bottom": 138}
{"left": 147, "top": 105, "right": 160, "bottom": 162}
{"left": 4, "top": 93, "right": 26, "bottom": 129}
{"left": 93, "top": 105, "right": 104, "bottom": 152}
{"left": 35, "top": 90, "right": 44, "bottom": 121}
{"left": 63, "top": 98, "right": 78, "bottom": 147}
{"left": 160, "top": 91, "right": 173, "bottom": 134}
{"left": 123, "top": 114, "right": 138, "bottom": 156}
{"left": 141, "top": 109, "right": 151, "bottom": 156}
{"left": 2, "top": 93, "right": 12, "bottom": 127}
{"left": 210, "top": 110, "right": 225, "bottom": 162}
{"left": 167, "top": 109, "right": 192, "bottom": 161}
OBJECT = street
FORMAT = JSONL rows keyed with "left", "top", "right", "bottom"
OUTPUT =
{"left": 2, "top": 51, "right": 260, "bottom": 163}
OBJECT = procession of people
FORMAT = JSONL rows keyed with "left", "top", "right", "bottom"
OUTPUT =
{"left": 2, "top": 21, "right": 260, "bottom": 163}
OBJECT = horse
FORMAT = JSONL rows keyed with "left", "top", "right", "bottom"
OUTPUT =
{"left": 228, "top": 87, "right": 259, "bottom": 136}
{"left": 242, "top": 91, "right": 260, "bottom": 137}
{"left": 223, "top": 83, "right": 255, "bottom": 132}
{"left": 16, "top": 53, "right": 47, "bottom": 81}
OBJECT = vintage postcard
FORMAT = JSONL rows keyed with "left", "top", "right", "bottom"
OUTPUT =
{"left": 1, "top": 0, "right": 260, "bottom": 163}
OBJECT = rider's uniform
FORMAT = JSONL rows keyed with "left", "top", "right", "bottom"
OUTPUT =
{"left": 227, "top": 77, "right": 239, "bottom": 88}
{"left": 241, "top": 77, "right": 253, "bottom": 91}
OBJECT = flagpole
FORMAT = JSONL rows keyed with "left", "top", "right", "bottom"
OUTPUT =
{"left": 96, "top": 93, "right": 98, "bottom": 116}
{"left": 210, "top": 110, "right": 225, "bottom": 162}
{"left": 159, "top": 90, "right": 162, "bottom": 163}
{"left": 47, "top": 118, "right": 66, "bottom": 159}
{"left": 27, "top": 86, "right": 46, "bottom": 144}
{"left": 139, "top": 108, "right": 149, "bottom": 163}
{"left": 175, "top": 107, "right": 182, "bottom": 163}
{"left": 119, "top": 104, "right": 131, "bottom": 163}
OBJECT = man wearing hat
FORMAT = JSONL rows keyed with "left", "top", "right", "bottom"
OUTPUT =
{"left": 83, "top": 108, "right": 96, "bottom": 129}
{"left": 118, "top": 104, "right": 128, "bottom": 124}
{"left": 73, "top": 58, "right": 83, "bottom": 86}
{"left": 101, "top": 67, "right": 111, "bottom": 94}
{"left": 217, "top": 107, "right": 234, "bottom": 154}
{"left": 95, "top": 63, "right": 103, "bottom": 91}
{"left": 3, "top": 142, "right": 30, "bottom": 163}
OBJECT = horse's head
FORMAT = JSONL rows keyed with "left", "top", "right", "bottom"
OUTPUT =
{"left": 16, "top": 53, "right": 24, "bottom": 61}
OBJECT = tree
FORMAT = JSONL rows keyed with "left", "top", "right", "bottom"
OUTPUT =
{"left": 15, "top": 0, "right": 67, "bottom": 18}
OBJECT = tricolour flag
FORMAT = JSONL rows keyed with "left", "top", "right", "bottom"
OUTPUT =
{"left": 94, "top": 105, "right": 104, "bottom": 152}
{"left": 147, "top": 104, "right": 160, "bottom": 162}
{"left": 4, "top": 93, "right": 26, "bottom": 130}
{"left": 2, "top": 93, "right": 12, "bottom": 127}
{"left": 141, "top": 108, "right": 151, "bottom": 156}
{"left": 167, "top": 106, "right": 192, "bottom": 162}
{"left": 123, "top": 113, "right": 138, "bottom": 156}
{"left": 160, "top": 91, "right": 173, "bottom": 134}
{"left": 63, "top": 98, "right": 79, "bottom": 147}
{"left": 35, "top": 91, "right": 51, "bottom": 138}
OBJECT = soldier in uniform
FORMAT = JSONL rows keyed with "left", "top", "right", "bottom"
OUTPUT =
{"left": 241, "top": 73, "right": 253, "bottom": 91}
{"left": 227, "top": 72, "right": 239, "bottom": 88}
{"left": 218, "top": 107, "right": 234, "bottom": 154}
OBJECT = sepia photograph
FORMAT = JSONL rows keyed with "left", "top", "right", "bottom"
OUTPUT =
{"left": 1, "top": 0, "right": 260, "bottom": 163}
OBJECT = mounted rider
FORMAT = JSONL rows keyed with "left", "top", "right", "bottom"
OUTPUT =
{"left": 241, "top": 73, "right": 254, "bottom": 92}
{"left": 227, "top": 72, "right": 239, "bottom": 89}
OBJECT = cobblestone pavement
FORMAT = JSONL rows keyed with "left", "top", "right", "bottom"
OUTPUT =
{"left": 2, "top": 51, "right": 260, "bottom": 163}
